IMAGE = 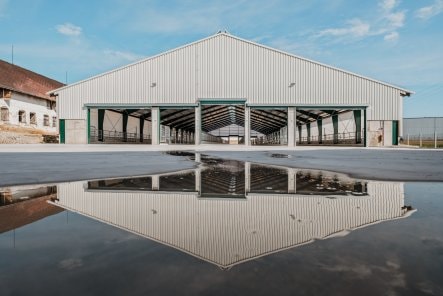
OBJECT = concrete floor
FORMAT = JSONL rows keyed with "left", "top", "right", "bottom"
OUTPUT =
{"left": 0, "top": 144, "right": 442, "bottom": 187}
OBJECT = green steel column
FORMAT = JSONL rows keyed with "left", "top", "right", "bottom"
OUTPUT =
{"left": 87, "top": 109, "right": 90, "bottom": 144}
{"left": 98, "top": 109, "right": 105, "bottom": 142}
{"left": 392, "top": 120, "right": 399, "bottom": 145}
{"left": 307, "top": 123, "right": 311, "bottom": 144}
{"left": 139, "top": 117, "right": 145, "bottom": 143}
{"left": 122, "top": 112, "right": 129, "bottom": 142}
{"left": 317, "top": 119, "right": 323, "bottom": 144}
{"left": 354, "top": 110, "right": 362, "bottom": 144}
{"left": 59, "top": 119, "right": 65, "bottom": 144}
{"left": 364, "top": 109, "right": 367, "bottom": 147}
{"left": 332, "top": 114, "right": 339, "bottom": 144}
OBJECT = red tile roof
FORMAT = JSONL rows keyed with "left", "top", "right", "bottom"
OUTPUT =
{"left": 0, "top": 194, "right": 63, "bottom": 234}
{"left": 0, "top": 59, "right": 64, "bottom": 101}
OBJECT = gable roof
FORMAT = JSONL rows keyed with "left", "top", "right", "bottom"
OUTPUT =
{"left": 50, "top": 32, "right": 413, "bottom": 96}
{"left": 0, "top": 59, "right": 64, "bottom": 101}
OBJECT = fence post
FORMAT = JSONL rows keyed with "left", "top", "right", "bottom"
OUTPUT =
{"left": 407, "top": 134, "right": 409, "bottom": 145}
{"left": 435, "top": 131, "right": 437, "bottom": 149}
{"left": 419, "top": 132, "right": 422, "bottom": 147}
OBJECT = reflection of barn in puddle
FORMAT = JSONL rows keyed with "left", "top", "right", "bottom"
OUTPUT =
{"left": 53, "top": 157, "right": 414, "bottom": 269}
{"left": 0, "top": 185, "right": 62, "bottom": 234}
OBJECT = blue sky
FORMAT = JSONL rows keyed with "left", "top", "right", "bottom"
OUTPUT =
{"left": 0, "top": 0, "right": 442, "bottom": 117}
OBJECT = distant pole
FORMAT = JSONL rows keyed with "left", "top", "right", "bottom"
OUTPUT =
{"left": 407, "top": 134, "right": 409, "bottom": 146}
{"left": 419, "top": 132, "right": 422, "bottom": 147}
{"left": 435, "top": 118, "right": 437, "bottom": 149}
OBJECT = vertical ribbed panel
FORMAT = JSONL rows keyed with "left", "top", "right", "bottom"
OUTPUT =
{"left": 56, "top": 181, "right": 407, "bottom": 268}
{"left": 56, "top": 34, "right": 404, "bottom": 122}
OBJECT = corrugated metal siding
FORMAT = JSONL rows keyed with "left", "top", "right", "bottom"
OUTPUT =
{"left": 56, "top": 34, "right": 403, "bottom": 121}
{"left": 56, "top": 180, "right": 407, "bottom": 268}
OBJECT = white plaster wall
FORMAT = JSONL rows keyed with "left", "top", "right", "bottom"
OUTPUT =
{"left": 65, "top": 119, "right": 86, "bottom": 144}
{"left": 384, "top": 121, "right": 393, "bottom": 146}
{"left": 0, "top": 92, "right": 57, "bottom": 133}
{"left": 367, "top": 120, "right": 393, "bottom": 146}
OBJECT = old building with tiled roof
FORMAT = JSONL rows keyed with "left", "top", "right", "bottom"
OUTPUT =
{"left": 0, "top": 59, "right": 64, "bottom": 134}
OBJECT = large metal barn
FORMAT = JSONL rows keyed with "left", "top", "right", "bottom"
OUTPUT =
{"left": 50, "top": 32, "right": 412, "bottom": 147}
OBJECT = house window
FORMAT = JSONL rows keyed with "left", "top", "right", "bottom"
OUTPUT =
{"left": 1, "top": 88, "right": 12, "bottom": 99}
{"left": 52, "top": 116, "right": 57, "bottom": 127}
{"left": 44, "top": 115, "right": 50, "bottom": 126}
{"left": 1, "top": 107, "right": 8, "bottom": 121}
{"left": 18, "top": 110, "right": 26, "bottom": 123}
{"left": 30, "top": 112, "right": 37, "bottom": 125}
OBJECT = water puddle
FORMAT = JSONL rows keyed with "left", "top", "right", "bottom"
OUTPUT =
{"left": 270, "top": 153, "right": 291, "bottom": 158}
{"left": 3, "top": 153, "right": 441, "bottom": 296}
{"left": 1, "top": 153, "right": 413, "bottom": 267}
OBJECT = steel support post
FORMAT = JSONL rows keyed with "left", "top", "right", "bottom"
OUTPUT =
{"left": 288, "top": 168, "right": 296, "bottom": 194}
{"left": 244, "top": 106, "right": 250, "bottom": 146}
{"left": 98, "top": 109, "right": 105, "bottom": 142}
{"left": 152, "top": 175, "right": 159, "bottom": 190}
{"left": 245, "top": 161, "right": 251, "bottom": 193}
{"left": 151, "top": 107, "right": 160, "bottom": 145}
{"left": 287, "top": 107, "right": 296, "bottom": 147}
{"left": 195, "top": 105, "right": 201, "bottom": 145}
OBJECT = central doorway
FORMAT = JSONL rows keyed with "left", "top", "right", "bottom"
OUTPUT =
{"left": 200, "top": 101, "right": 246, "bottom": 144}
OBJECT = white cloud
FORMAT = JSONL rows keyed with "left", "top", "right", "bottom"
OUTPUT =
{"left": 416, "top": 0, "right": 443, "bottom": 20}
{"left": 59, "top": 258, "right": 83, "bottom": 270}
{"left": 0, "top": 40, "right": 145, "bottom": 83}
{"left": 318, "top": 19, "right": 370, "bottom": 38}
{"left": 317, "top": 0, "right": 405, "bottom": 42}
{"left": 386, "top": 11, "right": 405, "bottom": 28}
{"left": 103, "top": 49, "right": 143, "bottom": 62}
{"left": 56, "top": 23, "right": 82, "bottom": 37}
{"left": 380, "top": 0, "right": 397, "bottom": 11}
{"left": 384, "top": 31, "right": 399, "bottom": 41}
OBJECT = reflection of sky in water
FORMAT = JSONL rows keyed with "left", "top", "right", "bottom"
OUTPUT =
{"left": 0, "top": 169, "right": 442, "bottom": 295}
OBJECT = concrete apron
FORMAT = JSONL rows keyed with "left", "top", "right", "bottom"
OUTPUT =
{"left": 0, "top": 143, "right": 426, "bottom": 153}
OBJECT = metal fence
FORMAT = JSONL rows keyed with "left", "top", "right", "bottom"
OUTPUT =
{"left": 401, "top": 133, "right": 443, "bottom": 148}
{"left": 299, "top": 131, "right": 364, "bottom": 145}
{"left": 90, "top": 128, "right": 152, "bottom": 144}
{"left": 403, "top": 117, "right": 443, "bottom": 148}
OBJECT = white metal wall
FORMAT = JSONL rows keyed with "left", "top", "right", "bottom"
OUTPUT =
{"left": 55, "top": 33, "right": 405, "bottom": 121}
{"left": 56, "top": 180, "right": 408, "bottom": 268}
